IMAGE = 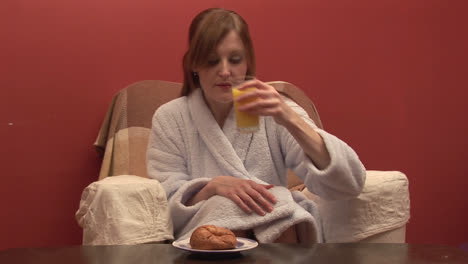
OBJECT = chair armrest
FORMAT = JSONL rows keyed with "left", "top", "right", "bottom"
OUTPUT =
{"left": 76, "top": 175, "right": 174, "bottom": 245}
{"left": 303, "top": 170, "right": 410, "bottom": 243}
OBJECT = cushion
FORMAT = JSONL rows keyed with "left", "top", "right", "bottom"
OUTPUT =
{"left": 302, "top": 170, "right": 410, "bottom": 242}
{"left": 75, "top": 175, "right": 174, "bottom": 245}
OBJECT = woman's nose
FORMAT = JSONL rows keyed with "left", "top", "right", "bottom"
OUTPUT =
{"left": 218, "top": 60, "right": 231, "bottom": 78}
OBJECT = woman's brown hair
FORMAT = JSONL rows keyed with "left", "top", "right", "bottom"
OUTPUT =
{"left": 181, "top": 8, "right": 256, "bottom": 96}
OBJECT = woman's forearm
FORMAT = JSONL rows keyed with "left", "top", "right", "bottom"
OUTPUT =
{"left": 282, "top": 110, "right": 331, "bottom": 170}
{"left": 185, "top": 182, "right": 215, "bottom": 206}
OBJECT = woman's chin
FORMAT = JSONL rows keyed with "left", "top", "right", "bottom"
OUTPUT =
{"left": 216, "top": 94, "right": 234, "bottom": 104}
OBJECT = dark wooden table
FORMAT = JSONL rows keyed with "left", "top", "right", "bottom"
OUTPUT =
{"left": 1, "top": 243, "right": 467, "bottom": 264}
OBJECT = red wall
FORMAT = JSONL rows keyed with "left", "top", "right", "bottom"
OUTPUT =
{"left": 1, "top": 0, "right": 467, "bottom": 249}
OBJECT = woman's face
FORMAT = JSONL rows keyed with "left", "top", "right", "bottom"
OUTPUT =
{"left": 195, "top": 30, "right": 248, "bottom": 111}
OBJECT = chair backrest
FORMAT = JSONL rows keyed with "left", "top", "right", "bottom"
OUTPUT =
{"left": 94, "top": 80, "right": 323, "bottom": 185}
{"left": 94, "top": 80, "right": 182, "bottom": 179}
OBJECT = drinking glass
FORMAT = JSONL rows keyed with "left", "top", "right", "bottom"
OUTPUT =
{"left": 231, "top": 76, "right": 259, "bottom": 133}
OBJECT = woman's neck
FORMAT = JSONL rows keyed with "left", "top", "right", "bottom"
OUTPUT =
{"left": 203, "top": 96, "right": 232, "bottom": 128}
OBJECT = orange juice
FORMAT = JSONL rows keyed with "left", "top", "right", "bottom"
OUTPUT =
{"left": 232, "top": 87, "right": 259, "bottom": 133}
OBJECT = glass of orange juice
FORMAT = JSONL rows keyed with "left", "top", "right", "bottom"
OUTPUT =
{"left": 232, "top": 77, "right": 259, "bottom": 133}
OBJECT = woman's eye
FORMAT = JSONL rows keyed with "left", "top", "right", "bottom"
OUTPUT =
{"left": 207, "top": 58, "right": 219, "bottom": 66}
{"left": 230, "top": 56, "right": 242, "bottom": 64}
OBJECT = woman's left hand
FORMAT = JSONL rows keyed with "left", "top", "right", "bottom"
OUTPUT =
{"left": 236, "top": 78, "right": 331, "bottom": 169}
{"left": 234, "top": 79, "right": 295, "bottom": 126}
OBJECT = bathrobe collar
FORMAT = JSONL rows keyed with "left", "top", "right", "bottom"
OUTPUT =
{"left": 187, "top": 89, "right": 256, "bottom": 179}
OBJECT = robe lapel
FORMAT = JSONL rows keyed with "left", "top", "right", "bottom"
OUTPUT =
{"left": 187, "top": 89, "right": 252, "bottom": 179}
{"left": 222, "top": 109, "right": 255, "bottom": 166}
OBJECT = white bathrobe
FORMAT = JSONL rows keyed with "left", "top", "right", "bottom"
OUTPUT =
{"left": 146, "top": 88, "right": 365, "bottom": 243}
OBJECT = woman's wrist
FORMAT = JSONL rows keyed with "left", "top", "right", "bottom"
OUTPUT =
{"left": 185, "top": 181, "right": 216, "bottom": 206}
{"left": 203, "top": 180, "right": 217, "bottom": 198}
{"left": 274, "top": 103, "right": 298, "bottom": 127}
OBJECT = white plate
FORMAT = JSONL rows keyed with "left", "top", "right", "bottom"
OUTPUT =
{"left": 172, "top": 237, "right": 258, "bottom": 253}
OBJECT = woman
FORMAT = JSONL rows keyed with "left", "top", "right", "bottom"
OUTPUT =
{"left": 146, "top": 8, "right": 366, "bottom": 243}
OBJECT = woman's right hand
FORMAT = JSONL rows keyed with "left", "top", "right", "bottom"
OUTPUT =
{"left": 210, "top": 176, "right": 277, "bottom": 215}
{"left": 187, "top": 176, "right": 277, "bottom": 216}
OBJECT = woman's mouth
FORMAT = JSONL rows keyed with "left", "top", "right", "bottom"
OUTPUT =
{"left": 216, "top": 83, "right": 232, "bottom": 89}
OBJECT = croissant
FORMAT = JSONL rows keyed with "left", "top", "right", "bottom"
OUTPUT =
{"left": 189, "top": 225, "right": 237, "bottom": 250}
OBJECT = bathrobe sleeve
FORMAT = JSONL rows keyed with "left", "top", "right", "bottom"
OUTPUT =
{"left": 147, "top": 101, "right": 218, "bottom": 234}
{"left": 147, "top": 103, "right": 187, "bottom": 198}
{"left": 278, "top": 98, "right": 366, "bottom": 200}
{"left": 146, "top": 102, "right": 209, "bottom": 201}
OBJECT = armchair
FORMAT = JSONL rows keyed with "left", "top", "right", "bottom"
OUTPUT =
{"left": 76, "top": 80, "right": 410, "bottom": 245}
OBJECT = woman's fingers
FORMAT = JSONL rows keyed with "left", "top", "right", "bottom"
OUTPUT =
{"left": 212, "top": 176, "right": 277, "bottom": 216}
{"left": 238, "top": 192, "right": 266, "bottom": 216}
{"left": 229, "top": 194, "right": 253, "bottom": 214}
{"left": 236, "top": 79, "right": 262, "bottom": 91}
{"left": 246, "top": 190, "right": 274, "bottom": 213}
{"left": 229, "top": 192, "right": 270, "bottom": 216}
{"left": 254, "top": 184, "right": 278, "bottom": 204}
{"left": 234, "top": 81, "right": 285, "bottom": 118}
{"left": 244, "top": 182, "right": 277, "bottom": 214}
{"left": 237, "top": 98, "right": 281, "bottom": 115}
{"left": 235, "top": 80, "right": 272, "bottom": 101}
